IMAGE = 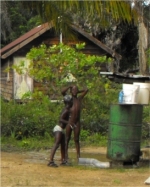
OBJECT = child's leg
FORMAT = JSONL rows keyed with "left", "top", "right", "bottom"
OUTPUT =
{"left": 65, "top": 124, "right": 72, "bottom": 160}
{"left": 60, "top": 133, "right": 65, "bottom": 163}
{"left": 48, "top": 131, "right": 62, "bottom": 166}
{"left": 74, "top": 122, "right": 81, "bottom": 159}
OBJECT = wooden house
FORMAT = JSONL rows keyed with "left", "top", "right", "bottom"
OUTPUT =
{"left": 0, "top": 22, "right": 121, "bottom": 101}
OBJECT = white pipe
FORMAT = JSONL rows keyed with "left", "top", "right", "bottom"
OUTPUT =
{"left": 78, "top": 158, "right": 110, "bottom": 168}
{"left": 7, "top": 61, "right": 10, "bottom": 82}
{"left": 60, "top": 32, "right": 62, "bottom": 43}
{"left": 60, "top": 32, "right": 62, "bottom": 53}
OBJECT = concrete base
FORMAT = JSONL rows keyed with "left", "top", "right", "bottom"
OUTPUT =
{"left": 144, "top": 177, "right": 150, "bottom": 185}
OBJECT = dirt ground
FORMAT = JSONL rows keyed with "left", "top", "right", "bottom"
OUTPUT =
{"left": 1, "top": 147, "right": 149, "bottom": 187}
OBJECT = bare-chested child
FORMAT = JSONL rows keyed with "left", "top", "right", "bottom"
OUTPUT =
{"left": 61, "top": 85, "right": 88, "bottom": 160}
{"left": 47, "top": 95, "right": 73, "bottom": 167}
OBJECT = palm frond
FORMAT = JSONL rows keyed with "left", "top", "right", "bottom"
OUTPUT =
{"left": 22, "top": 1, "right": 139, "bottom": 38}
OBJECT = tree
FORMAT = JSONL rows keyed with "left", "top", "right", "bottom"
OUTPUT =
{"left": 1, "top": 1, "right": 12, "bottom": 44}
{"left": 11, "top": 43, "right": 117, "bottom": 134}
{"left": 22, "top": 1, "right": 139, "bottom": 38}
{"left": 20, "top": 1, "right": 142, "bottom": 73}
{"left": 133, "top": 1, "right": 150, "bottom": 75}
{"left": 12, "top": 43, "right": 112, "bottom": 98}
{"left": 1, "top": 1, "right": 41, "bottom": 47}
{"left": 3, "top": 1, "right": 149, "bottom": 74}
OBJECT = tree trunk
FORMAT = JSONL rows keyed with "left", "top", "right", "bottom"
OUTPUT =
{"left": 134, "top": 1, "right": 149, "bottom": 75}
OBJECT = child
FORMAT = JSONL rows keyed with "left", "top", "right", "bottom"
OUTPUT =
{"left": 47, "top": 95, "right": 73, "bottom": 167}
{"left": 61, "top": 85, "right": 88, "bottom": 160}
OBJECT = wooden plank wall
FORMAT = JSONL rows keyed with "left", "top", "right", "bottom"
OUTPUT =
{"left": 1, "top": 59, "right": 14, "bottom": 100}
{"left": 43, "top": 35, "right": 107, "bottom": 56}
{"left": 1, "top": 31, "right": 108, "bottom": 101}
{"left": 43, "top": 35, "right": 108, "bottom": 71}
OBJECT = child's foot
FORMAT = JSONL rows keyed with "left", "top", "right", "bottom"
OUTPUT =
{"left": 60, "top": 161, "right": 69, "bottom": 166}
{"left": 47, "top": 161, "right": 58, "bottom": 167}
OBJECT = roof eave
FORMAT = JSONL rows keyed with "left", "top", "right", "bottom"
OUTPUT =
{"left": 0, "top": 22, "right": 53, "bottom": 59}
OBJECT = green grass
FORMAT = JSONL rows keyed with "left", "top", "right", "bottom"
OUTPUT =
{"left": 113, "top": 179, "right": 122, "bottom": 185}
{"left": 1, "top": 136, "right": 54, "bottom": 151}
{"left": 1, "top": 134, "right": 148, "bottom": 152}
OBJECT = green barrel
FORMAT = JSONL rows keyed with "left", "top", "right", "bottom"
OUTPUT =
{"left": 107, "top": 104, "right": 143, "bottom": 162}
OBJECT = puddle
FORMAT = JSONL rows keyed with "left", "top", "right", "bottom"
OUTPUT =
{"left": 23, "top": 149, "right": 110, "bottom": 165}
{"left": 80, "top": 152, "right": 109, "bottom": 162}
{"left": 2, "top": 148, "right": 149, "bottom": 169}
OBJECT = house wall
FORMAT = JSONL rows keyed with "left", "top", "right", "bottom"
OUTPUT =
{"left": 1, "top": 30, "right": 108, "bottom": 100}
{"left": 33, "top": 81, "right": 49, "bottom": 94}
{"left": 1, "top": 58, "right": 14, "bottom": 100}
{"left": 43, "top": 32, "right": 108, "bottom": 71}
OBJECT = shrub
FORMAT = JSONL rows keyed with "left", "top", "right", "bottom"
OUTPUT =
{"left": 142, "top": 105, "right": 150, "bottom": 140}
{"left": 81, "top": 78, "right": 119, "bottom": 134}
{"left": 1, "top": 93, "right": 62, "bottom": 139}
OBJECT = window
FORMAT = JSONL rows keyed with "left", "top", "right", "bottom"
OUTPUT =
{"left": 14, "top": 57, "right": 33, "bottom": 99}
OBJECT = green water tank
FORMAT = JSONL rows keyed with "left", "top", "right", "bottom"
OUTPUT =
{"left": 107, "top": 104, "right": 143, "bottom": 162}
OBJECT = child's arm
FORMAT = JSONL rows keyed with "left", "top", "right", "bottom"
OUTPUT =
{"left": 59, "top": 109, "right": 69, "bottom": 124}
{"left": 78, "top": 88, "right": 89, "bottom": 99}
{"left": 59, "top": 109, "right": 76, "bottom": 130}
{"left": 61, "top": 86, "right": 72, "bottom": 96}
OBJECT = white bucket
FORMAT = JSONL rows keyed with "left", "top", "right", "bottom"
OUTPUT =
{"left": 122, "top": 84, "right": 140, "bottom": 104}
{"left": 133, "top": 83, "right": 150, "bottom": 104}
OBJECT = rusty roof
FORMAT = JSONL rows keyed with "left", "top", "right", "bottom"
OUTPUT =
{"left": 1, "top": 22, "right": 122, "bottom": 60}
{"left": 0, "top": 22, "right": 53, "bottom": 58}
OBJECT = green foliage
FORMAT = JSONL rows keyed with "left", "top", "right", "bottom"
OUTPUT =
{"left": 86, "top": 133, "right": 108, "bottom": 147}
{"left": 4, "top": 43, "right": 116, "bottom": 144}
{"left": 2, "top": 43, "right": 149, "bottom": 148}
{"left": 10, "top": 43, "right": 118, "bottom": 138}
{"left": 80, "top": 130, "right": 90, "bottom": 141}
{"left": 13, "top": 43, "right": 112, "bottom": 99}
{"left": 81, "top": 78, "right": 119, "bottom": 133}
{"left": 1, "top": 136, "right": 54, "bottom": 151}
{"left": 146, "top": 48, "right": 150, "bottom": 65}
{"left": 113, "top": 179, "right": 122, "bottom": 185}
{"left": 142, "top": 105, "right": 150, "bottom": 140}
{"left": 1, "top": 94, "right": 62, "bottom": 139}
{"left": 21, "top": 1, "right": 139, "bottom": 39}
{"left": 1, "top": 78, "right": 119, "bottom": 143}
{"left": 1, "top": 1, "right": 40, "bottom": 46}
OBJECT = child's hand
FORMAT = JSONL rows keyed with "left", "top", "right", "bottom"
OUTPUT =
{"left": 70, "top": 124, "right": 76, "bottom": 130}
{"left": 69, "top": 86, "right": 72, "bottom": 92}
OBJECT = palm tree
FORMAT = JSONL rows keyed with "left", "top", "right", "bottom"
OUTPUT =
{"left": 29, "top": 1, "right": 150, "bottom": 75}
{"left": 23, "top": 1, "right": 150, "bottom": 74}
{"left": 133, "top": 1, "right": 150, "bottom": 75}
{"left": 22, "top": 1, "right": 139, "bottom": 38}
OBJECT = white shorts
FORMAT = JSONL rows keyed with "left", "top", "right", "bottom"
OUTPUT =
{"left": 53, "top": 125, "right": 63, "bottom": 133}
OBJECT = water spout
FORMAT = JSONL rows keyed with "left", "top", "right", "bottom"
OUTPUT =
{"left": 78, "top": 158, "right": 110, "bottom": 168}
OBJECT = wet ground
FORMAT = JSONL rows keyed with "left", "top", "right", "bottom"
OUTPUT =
{"left": 23, "top": 147, "right": 109, "bottom": 165}
{"left": 13, "top": 147, "right": 149, "bottom": 169}
{"left": 1, "top": 147, "right": 150, "bottom": 186}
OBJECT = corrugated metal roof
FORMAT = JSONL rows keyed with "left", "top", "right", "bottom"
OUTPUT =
{"left": 0, "top": 22, "right": 52, "bottom": 56}
{"left": 100, "top": 72, "right": 150, "bottom": 81}
{"left": 0, "top": 22, "right": 121, "bottom": 61}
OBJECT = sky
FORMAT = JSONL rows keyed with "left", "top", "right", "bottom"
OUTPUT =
{"left": 144, "top": 0, "right": 150, "bottom": 5}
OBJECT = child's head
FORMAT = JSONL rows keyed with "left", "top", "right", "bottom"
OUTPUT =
{"left": 63, "top": 95, "right": 73, "bottom": 107}
{"left": 71, "top": 85, "right": 79, "bottom": 96}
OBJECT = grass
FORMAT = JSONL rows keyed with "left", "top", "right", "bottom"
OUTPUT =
{"left": 1, "top": 136, "right": 54, "bottom": 151}
{"left": 73, "top": 162, "right": 103, "bottom": 170}
{"left": 113, "top": 179, "right": 122, "bottom": 185}
{"left": 1, "top": 134, "right": 148, "bottom": 152}
{"left": 1, "top": 129, "right": 109, "bottom": 151}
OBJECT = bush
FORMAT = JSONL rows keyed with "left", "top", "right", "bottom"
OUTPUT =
{"left": 1, "top": 79, "right": 149, "bottom": 146}
{"left": 81, "top": 78, "right": 119, "bottom": 134}
{"left": 142, "top": 105, "right": 150, "bottom": 140}
{"left": 1, "top": 93, "right": 62, "bottom": 139}
{"left": 1, "top": 77, "right": 120, "bottom": 140}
